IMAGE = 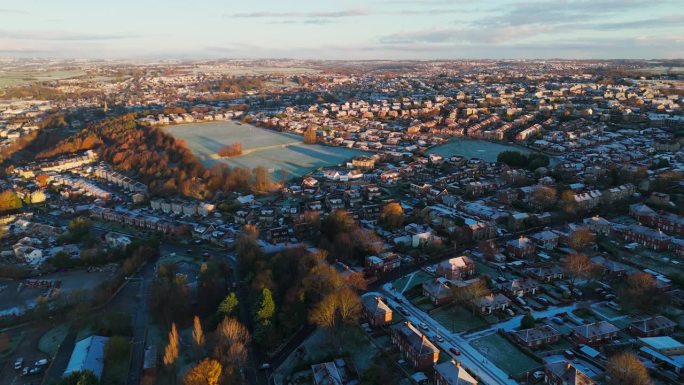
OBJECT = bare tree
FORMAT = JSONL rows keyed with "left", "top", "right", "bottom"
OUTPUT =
{"left": 606, "top": 352, "right": 652, "bottom": 385}
{"left": 568, "top": 227, "right": 595, "bottom": 251}
{"left": 564, "top": 254, "right": 595, "bottom": 288}
{"left": 214, "top": 317, "right": 251, "bottom": 377}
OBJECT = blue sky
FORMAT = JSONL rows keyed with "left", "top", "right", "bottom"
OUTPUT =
{"left": 1, "top": 0, "right": 682, "bottom": 59}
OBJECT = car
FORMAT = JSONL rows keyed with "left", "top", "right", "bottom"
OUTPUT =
{"left": 14, "top": 357, "right": 23, "bottom": 370}
{"left": 34, "top": 359, "right": 48, "bottom": 367}
{"left": 449, "top": 347, "right": 461, "bottom": 356}
{"left": 419, "top": 322, "right": 429, "bottom": 331}
{"left": 551, "top": 317, "right": 564, "bottom": 325}
{"left": 186, "top": 248, "right": 193, "bottom": 254}
{"left": 506, "top": 308, "right": 515, "bottom": 317}
{"left": 258, "top": 363, "right": 271, "bottom": 370}
{"left": 536, "top": 297, "right": 549, "bottom": 305}
{"left": 533, "top": 371, "right": 545, "bottom": 379}
{"left": 396, "top": 306, "right": 409, "bottom": 316}
{"left": 435, "top": 335, "right": 445, "bottom": 343}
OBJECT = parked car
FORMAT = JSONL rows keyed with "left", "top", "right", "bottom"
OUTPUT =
{"left": 419, "top": 322, "right": 429, "bottom": 331}
{"left": 34, "top": 359, "right": 48, "bottom": 367}
{"left": 551, "top": 317, "right": 564, "bottom": 325}
{"left": 258, "top": 363, "right": 271, "bottom": 370}
{"left": 397, "top": 306, "right": 409, "bottom": 316}
{"left": 533, "top": 371, "right": 545, "bottom": 379}
{"left": 449, "top": 347, "right": 461, "bottom": 356}
{"left": 536, "top": 297, "right": 549, "bottom": 305}
{"left": 506, "top": 308, "right": 515, "bottom": 317}
{"left": 435, "top": 335, "right": 445, "bottom": 343}
{"left": 14, "top": 357, "right": 23, "bottom": 370}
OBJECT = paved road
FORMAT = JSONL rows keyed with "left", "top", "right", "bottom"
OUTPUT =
{"left": 126, "top": 263, "right": 155, "bottom": 385}
{"left": 42, "top": 327, "right": 76, "bottom": 385}
{"left": 462, "top": 304, "right": 578, "bottom": 341}
{"left": 375, "top": 285, "right": 518, "bottom": 385}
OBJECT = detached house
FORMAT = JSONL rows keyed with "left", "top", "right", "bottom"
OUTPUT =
{"left": 506, "top": 236, "right": 536, "bottom": 258}
{"left": 436, "top": 256, "right": 475, "bottom": 280}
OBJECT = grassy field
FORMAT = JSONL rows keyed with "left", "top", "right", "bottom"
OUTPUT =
{"left": 392, "top": 271, "right": 432, "bottom": 293}
{"left": 0, "top": 70, "right": 85, "bottom": 87}
{"left": 471, "top": 333, "right": 541, "bottom": 376}
{"left": 38, "top": 323, "right": 71, "bottom": 357}
{"left": 431, "top": 304, "right": 488, "bottom": 332}
{"left": 165, "top": 121, "right": 367, "bottom": 178}
{"left": 191, "top": 66, "right": 319, "bottom": 76}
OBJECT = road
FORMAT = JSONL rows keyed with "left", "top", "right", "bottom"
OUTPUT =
{"left": 376, "top": 284, "right": 518, "bottom": 385}
{"left": 462, "top": 304, "right": 578, "bottom": 341}
{"left": 126, "top": 262, "right": 155, "bottom": 385}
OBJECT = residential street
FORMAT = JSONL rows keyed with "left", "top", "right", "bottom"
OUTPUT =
{"left": 377, "top": 284, "right": 518, "bottom": 385}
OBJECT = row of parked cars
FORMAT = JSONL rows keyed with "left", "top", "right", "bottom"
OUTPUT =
{"left": 14, "top": 357, "right": 49, "bottom": 377}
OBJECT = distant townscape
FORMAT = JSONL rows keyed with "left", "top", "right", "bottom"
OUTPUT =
{"left": 0, "top": 58, "right": 683, "bottom": 385}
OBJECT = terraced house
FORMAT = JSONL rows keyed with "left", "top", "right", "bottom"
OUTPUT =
{"left": 390, "top": 322, "right": 439, "bottom": 370}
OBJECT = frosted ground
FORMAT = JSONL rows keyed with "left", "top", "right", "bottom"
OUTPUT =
{"left": 165, "top": 121, "right": 366, "bottom": 178}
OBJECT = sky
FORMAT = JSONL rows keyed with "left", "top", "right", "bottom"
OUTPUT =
{"left": 0, "top": 0, "right": 683, "bottom": 60}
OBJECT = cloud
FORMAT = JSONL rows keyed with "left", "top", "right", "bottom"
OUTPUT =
{"left": 229, "top": 8, "right": 371, "bottom": 18}
{"left": 0, "top": 29, "right": 140, "bottom": 41}
{"left": 0, "top": 9, "right": 30, "bottom": 15}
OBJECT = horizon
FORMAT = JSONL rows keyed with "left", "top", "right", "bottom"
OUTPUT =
{"left": 1, "top": 0, "right": 683, "bottom": 60}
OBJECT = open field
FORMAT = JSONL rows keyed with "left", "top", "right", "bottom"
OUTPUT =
{"left": 0, "top": 70, "right": 85, "bottom": 88}
{"left": 431, "top": 304, "right": 488, "bottom": 332}
{"left": 191, "top": 66, "right": 319, "bottom": 76}
{"left": 471, "top": 333, "right": 541, "bottom": 376}
{"left": 165, "top": 121, "right": 366, "bottom": 178}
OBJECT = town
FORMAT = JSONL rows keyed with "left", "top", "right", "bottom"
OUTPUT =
{"left": 0, "top": 57, "right": 683, "bottom": 385}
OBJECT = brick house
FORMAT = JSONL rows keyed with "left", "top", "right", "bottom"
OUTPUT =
{"left": 506, "top": 236, "right": 537, "bottom": 258}
{"left": 361, "top": 296, "right": 393, "bottom": 327}
{"left": 545, "top": 361, "right": 594, "bottom": 385}
{"left": 436, "top": 256, "right": 476, "bottom": 281}
{"left": 531, "top": 230, "right": 560, "bottom": 250}
{"left": 525, "top": 266, "right": 564, "bottom": 282}
{"left": 390, "top": 322, "right": 439, "bottom": 370}
{"left": 434, "top": 360, "right": 478, "bottom": 385}
{"left": 513, "top": 325, "right": 561, "bottom": 349}
{"left": 471, "top": 293, "right": 511, "bottom": 314}
{"left": 423, "top": 277, "right": 452, "bottom": 306}
{"left": 628, "top": 315, "right": 676, "bottom": 337}
{"left": 613, "top": 223, "right": 671, "bottom": 251}
{"left": 572, "top": 321, "right": 619, "bottom": 345}
{"left": 501, "top": 278, "right": 540, "bottom": 297}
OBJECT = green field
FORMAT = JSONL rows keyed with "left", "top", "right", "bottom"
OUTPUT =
{"left": 431, "top": 304, "right": 488, "bottom": 332}
{"left": 0, "top": 70, "right": 85, "bottom": 88}
{"left": 165, "top": 121, "right": 367, "bottom": 178}
{"left": 471, "top": 333, "right": 541, "bottom": 376}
